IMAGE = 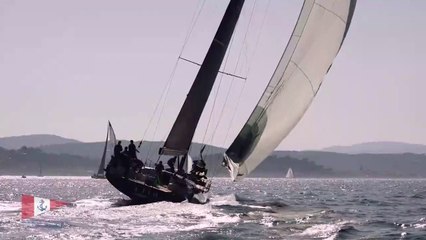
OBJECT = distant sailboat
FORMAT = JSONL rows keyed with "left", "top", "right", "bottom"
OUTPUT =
{"left": 92, "top": 121, "right": 116, "bottom": 179}
{"left": 286, "top": 168, "right": 294, "bottom": 178}
{"left": 38, "top": 160, "right": 43, "bottom": 177}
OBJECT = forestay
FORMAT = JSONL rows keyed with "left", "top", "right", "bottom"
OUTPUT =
{"left": 224, "top": 0, "right": 357, "bottom": 180}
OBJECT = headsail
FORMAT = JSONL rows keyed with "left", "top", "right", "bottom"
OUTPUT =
{"left": 160, "top": 0, "right": 245, "bottom": 156}
{"left": 96, "top": 121, "right": 116, "bottom": 176}
{"left": 224, "top": 0, "right": 357, "bottom": 180}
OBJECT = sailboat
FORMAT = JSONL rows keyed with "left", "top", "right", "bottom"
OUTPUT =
{"left": 286, "top": 168, "right": 294, "bottom": 179}
{"left": 105, "top": 0, "right": 356, "bottom": 204}
{"left": 92, "top": 121, "right": 116, "bottom": 179}
{"left": 38, "top": 159, "right": 43, "bottom": 177}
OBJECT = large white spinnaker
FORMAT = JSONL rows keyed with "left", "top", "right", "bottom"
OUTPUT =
{"left": 224, "top": 0, "right": 357, "bottom": 180}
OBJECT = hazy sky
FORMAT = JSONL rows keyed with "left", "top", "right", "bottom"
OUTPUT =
{"left": 1, "top": 0, "right": 425, "bottom": 150}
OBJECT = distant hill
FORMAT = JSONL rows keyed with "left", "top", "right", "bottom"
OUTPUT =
{"left": 0, "top": 146, "right": 333, "bottom": 177}
{"left": 2, "top": 143, "right": 426, "bottom": 177}
{"left": 323, "top": 141, "right": 426, "bottom": 154}
{"left": 0, "top": 146, "right": 96, "bottom": 176}
{"left": 40, "top": 141, "right": 225, "bottom": 160}
{"left": 3, "top": 134, "right": 426, "bottom": 177}
{"left": 0, "top": 134, "right": 80, "bottom": 149}
{"left": 277, "top": 150, "right": 426, "bottom": 177}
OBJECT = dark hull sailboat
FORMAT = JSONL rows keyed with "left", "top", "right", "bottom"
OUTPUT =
{"left": 105, "top": 0, "right": 357, "bottom": 204}
{"left": 105, "top": 0, "right": 244, "bottom": 204}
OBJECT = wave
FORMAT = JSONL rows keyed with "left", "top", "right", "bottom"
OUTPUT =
{"left": 410, "top": 191, "right": 426, "bottom": 199}
{"left": 0, "top": 201, "right": 20, "bottom": 213}
{"left": 293, "top": 221, "right": 358, "bottom": 240}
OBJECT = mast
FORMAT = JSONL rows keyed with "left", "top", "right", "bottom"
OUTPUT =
{"left": 160, "top": 0, "right": 245, "bottom": 156}
{"left": 97, "top": 122, "right": 110, "bottom": 175}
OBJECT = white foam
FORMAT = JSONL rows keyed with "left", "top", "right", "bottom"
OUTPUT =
{"left": 294, "top": 221, "right": 353, "bottom": 239}
{"left": 27, "top": 197, "right": 240, "bottom": 239}
{"left": 0, "top": 201, "right": 20, "bottom": 213}
{"left": 259, "top": 214, "right": 274, "bottom": 228}
{"left": 210, "top": 194, "right": 240, "bottom": 206}
{"left": 414, "top": 224, "right": 426, "bottom": 229}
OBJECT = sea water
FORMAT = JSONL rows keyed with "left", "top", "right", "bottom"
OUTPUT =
{"left": 1, "top": 177, "right": 425, "bottom": 239}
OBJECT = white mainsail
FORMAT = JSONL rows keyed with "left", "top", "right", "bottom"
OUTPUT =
{"left": 224, "top": 0, "right": 356, "bottom": 180}
{"left": 95, "top": 121, "right": 117, "bottom": 177}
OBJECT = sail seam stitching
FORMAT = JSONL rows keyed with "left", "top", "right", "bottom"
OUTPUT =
{"left": 290, "top": 60, "right": 316, "bottom": 94}
{"left": 314, "top": 2, "right": 346, "bottom": 24}
{"left": 255, "top": 2, "right": 315, "bottom": 122}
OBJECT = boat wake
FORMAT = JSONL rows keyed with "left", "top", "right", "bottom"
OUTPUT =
{"left": 1, "top": 195, "right": 242, "bottom": 239}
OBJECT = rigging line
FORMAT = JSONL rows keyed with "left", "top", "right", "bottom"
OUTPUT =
{"left": 199, "top": 9, "right": 245, "bottom": 160}
{"left": 207, "top": 0, "right": 257, "bottom": 149}
{"left": 251, "top": 1, "right": 315, "bottom": 126}
{"left": 200, "top": 12, "right": 240, "bottom": 145}
{"left": 141, "top": 0, "right": 206, "bottom": 159}
{"left": 224, "top": 68, "right": 249, "bottom": 145}
{"left": 139, "top": 1, "right": 205, "bottom": 146}
{"left": 200, "top": 42, "right": 233, "bottom": 143}
{"left": 144, "top": 62, "right": 176, "bottom": 161}
{"left": 179, "top": 0, "right": 207, "bottom": 57}
{"left": 218, "top": 0, "right": 268, "bottom": 150}
{"left": 178, "top": 57, "right": 247, "bottom": 80}
{"left": 246, "top": 0, "right": 270, "bottom": 76}
{"left": 208, "top": 0, "right": 258, "bottom": 178}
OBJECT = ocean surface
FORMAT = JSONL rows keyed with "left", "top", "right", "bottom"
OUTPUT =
{"left": 1, "top": 177, "right": 425, "bottom": 240}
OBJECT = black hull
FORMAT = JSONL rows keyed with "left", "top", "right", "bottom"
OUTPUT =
{"left": 106, "top": 169, "right": 186, "bottom": 204}
{"left": 105, "top": 155, "right": 211, "bottom": 204}
{"left": 105, "top": 164, "right": 211, "bottom": 204}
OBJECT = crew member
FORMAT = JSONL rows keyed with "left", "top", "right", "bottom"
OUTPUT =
{"left": 128, "top": 140, "right": 139, "bottom": 159}
{"left": 114, "top": 141, "right": 123, "bottom": 157}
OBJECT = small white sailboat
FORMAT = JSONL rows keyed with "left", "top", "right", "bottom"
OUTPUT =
{"left": 286, "top": 168, "right": 294, "bottom": 178}
{"left": 92, "top": 121, "right": 116, "bottom": 179}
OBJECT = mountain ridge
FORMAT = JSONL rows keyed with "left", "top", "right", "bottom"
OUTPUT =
{"left": 0, "top": 134, "right": 81, "bottom": 149}
{"left": 323, "top": 141, "right": 426, "bottom": 154}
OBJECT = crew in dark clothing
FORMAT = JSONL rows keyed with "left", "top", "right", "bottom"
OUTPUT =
{"left": 154, "top": 161, "right": 165, "bottom": 185}
{"left": 113, "top": 141, "right": 123, "bottom": 157}
{"left": 155, "top": 160, "right": 164, "bottom": 181}
{"left": 131, "top": 158, "right": 144, "bottom": 173}
{"left": 166, "top": 157, "right": 176, "bottom": 173}
{"left": 128, "top": 140, "right": 139, "bottom": 159}
{"left": 122, "top": 146, "right": 129, "bottom": 157}
{"left": 191, "top": 159, "right": 208, "bottom": 180}
{"left": 155, "top": 161, "right": 164, "bottom": 174}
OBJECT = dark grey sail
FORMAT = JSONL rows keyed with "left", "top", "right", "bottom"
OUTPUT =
{"left": 160, "top": 0, "right": 245, "bottom": 156}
